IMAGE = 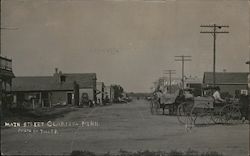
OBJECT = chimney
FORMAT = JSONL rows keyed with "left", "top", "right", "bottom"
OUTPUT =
{"left": 58, "top": 71, "right": 66, "bottom": 84}
{"left": 55, "top": 68, "right": 58, "bottom": 74}
{"left": 53, "top": 68, "right": 60, "bottom": 83}
{"left": 53, "top": 68, "right": 59, "bottom": 77}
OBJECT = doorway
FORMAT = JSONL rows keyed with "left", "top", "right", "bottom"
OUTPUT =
{"left": 67, "top": 93, "right": 72, "bottom": 104}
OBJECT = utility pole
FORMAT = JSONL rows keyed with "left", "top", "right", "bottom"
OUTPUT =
{"left": 175, "top": 55, "right": 191, "bottom": 89}
{"left": 200, "top": 24, "right": 229, "bottom": 87}
{"left": 164, "top": 70, "right": 176, "bottom": 94}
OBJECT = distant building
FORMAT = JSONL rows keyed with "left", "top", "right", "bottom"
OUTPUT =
{"left": 96, "top": 82, "right": 105, "bottom": 105}
{"left": 12, "top": 68, "right": 97, "bottom": 109}
{"left": 203, "top": 72, "right": 249, "bottom": 97}
{"left": 0, "top": 56, "right": 15, "bottom": 108}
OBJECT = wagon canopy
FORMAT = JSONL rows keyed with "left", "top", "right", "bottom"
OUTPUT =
{"left": 159, "top": 90, "right": 180, "bottom": 104}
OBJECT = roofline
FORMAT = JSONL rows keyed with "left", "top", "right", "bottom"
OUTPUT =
{"left": 12, "top": 89, "right": 73, "bottom": 92}
{"left": 0, "top": 56, "right": 12, "bottom": 61}
{"left": 12, "top": 86, "right": 94, "bottom": 92}
{"left": 14, "top": 73, "right": 97, "bottom": 78}
{"left": 13, "top": 76, "right": 52, "bottom": 78}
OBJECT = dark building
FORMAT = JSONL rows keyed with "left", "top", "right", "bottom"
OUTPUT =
{"left": 203, "top": 72, "right": 249, "bottom": 97}
{"left": 185, "top": 77, "right": 202, "bottom": 96}
{"left": 12, "top": 69, "right": 97, "bottom": 109}
{"left": 0, "top": 56, "right": 15, "bottom": 109}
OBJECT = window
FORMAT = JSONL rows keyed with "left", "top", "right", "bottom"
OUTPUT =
{"left": 60, "top": 75, "right": 66, "bottom": 82}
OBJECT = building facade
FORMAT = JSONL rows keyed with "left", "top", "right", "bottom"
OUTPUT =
{"left": 203, "top": 72, "right": 249, "bottom": 97}
{"left": 0, "top": 56, "right": 15, "bottom": 109}
{"left": 185, "top": 77, "right": 202, "bottom": 96}
{"left": 12, "top": 69, "right": 97, "bottom": 109}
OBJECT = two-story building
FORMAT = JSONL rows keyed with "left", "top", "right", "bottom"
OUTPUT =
{"left": 0, "top": 56, "right": 15, "bottom": 109}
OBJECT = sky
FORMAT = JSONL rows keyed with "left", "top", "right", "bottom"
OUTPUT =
{"left": 1, "top": 0, "right": 249, "bottom": 92}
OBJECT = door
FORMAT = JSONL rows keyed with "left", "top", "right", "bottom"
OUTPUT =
{"left": 67, "top": 93, "right": 72, "bottom": 104}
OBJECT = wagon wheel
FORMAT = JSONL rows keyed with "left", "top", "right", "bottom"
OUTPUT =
{"left": 211, "top": 107, "right": 223, "bottom": 124}
{"left": 177, "top": 102, "right": 192, "bottom": 125}
{"left": 220, "top": 104, "right": 241, "bottom": 124}
{"left": 191, "top": 103, "right": 213, "bottom": 125}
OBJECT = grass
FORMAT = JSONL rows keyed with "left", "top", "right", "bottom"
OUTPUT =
{"left": 70, "top": 149, "right": 224, "bottom": 156}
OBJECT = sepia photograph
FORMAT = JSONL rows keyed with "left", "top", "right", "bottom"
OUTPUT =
{"left": 1, "top": 0, "right": 250, "bottom": 155}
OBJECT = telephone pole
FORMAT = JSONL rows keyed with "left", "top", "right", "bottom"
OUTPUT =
{"left": 200, "top": 24, "right": 229, "bottom": 87}
{"left": 164, "top": 70, "right": 176, "bottom": 94}
{"left": 175, "top": 55, "right": 192, "bottom": 89}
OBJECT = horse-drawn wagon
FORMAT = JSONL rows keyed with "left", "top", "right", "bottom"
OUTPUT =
{"left": 150, "top": 87, "right": 242, "bottom": 125}
{"left": 177, "top": 87, "right": 242, "bottom": 125}
{"left": 150, "top": 88, "right": 192, "bottom": 115}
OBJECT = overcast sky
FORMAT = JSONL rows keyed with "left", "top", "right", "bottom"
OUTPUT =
{"left": 1, "top": 0, "right": 249, "bottom": 92}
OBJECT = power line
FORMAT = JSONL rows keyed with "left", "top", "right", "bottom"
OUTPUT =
{"left": 200, "top": 24, "right": 229, "bottom": 87}
{"left": 163, "top": 70, "right": 176, "bottom": 94}
{"left": 174, "top": 55, "right": 192, "bottom": 89}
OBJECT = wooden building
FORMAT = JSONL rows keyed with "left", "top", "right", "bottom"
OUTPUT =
{"left": 185, "top": 77, "right": 202, "bottom": 96}
{"left": 0, "top": 56, "right": 15, "bottom": 109}
{"left": 12, "top": 69, "right": 97, "bottom": 109}
{"left": 203, "top": 72, "right": 249, "bottom": 97}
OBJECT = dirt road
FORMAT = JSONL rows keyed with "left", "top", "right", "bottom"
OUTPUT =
{"left": 1, "top": 100, "right": 249, "bottom": 155}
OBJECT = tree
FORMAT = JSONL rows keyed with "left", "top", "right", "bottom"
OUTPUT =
{"left": 112, "top": 85, "right": 124, "bottom": 100}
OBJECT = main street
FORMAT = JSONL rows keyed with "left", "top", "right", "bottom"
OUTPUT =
{"left": 1, "top": 99, "right": 249, "bottom": 156}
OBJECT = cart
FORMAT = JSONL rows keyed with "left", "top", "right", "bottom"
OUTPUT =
{"left": 177, "top": 88, "right": 242, "bottom": 125}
